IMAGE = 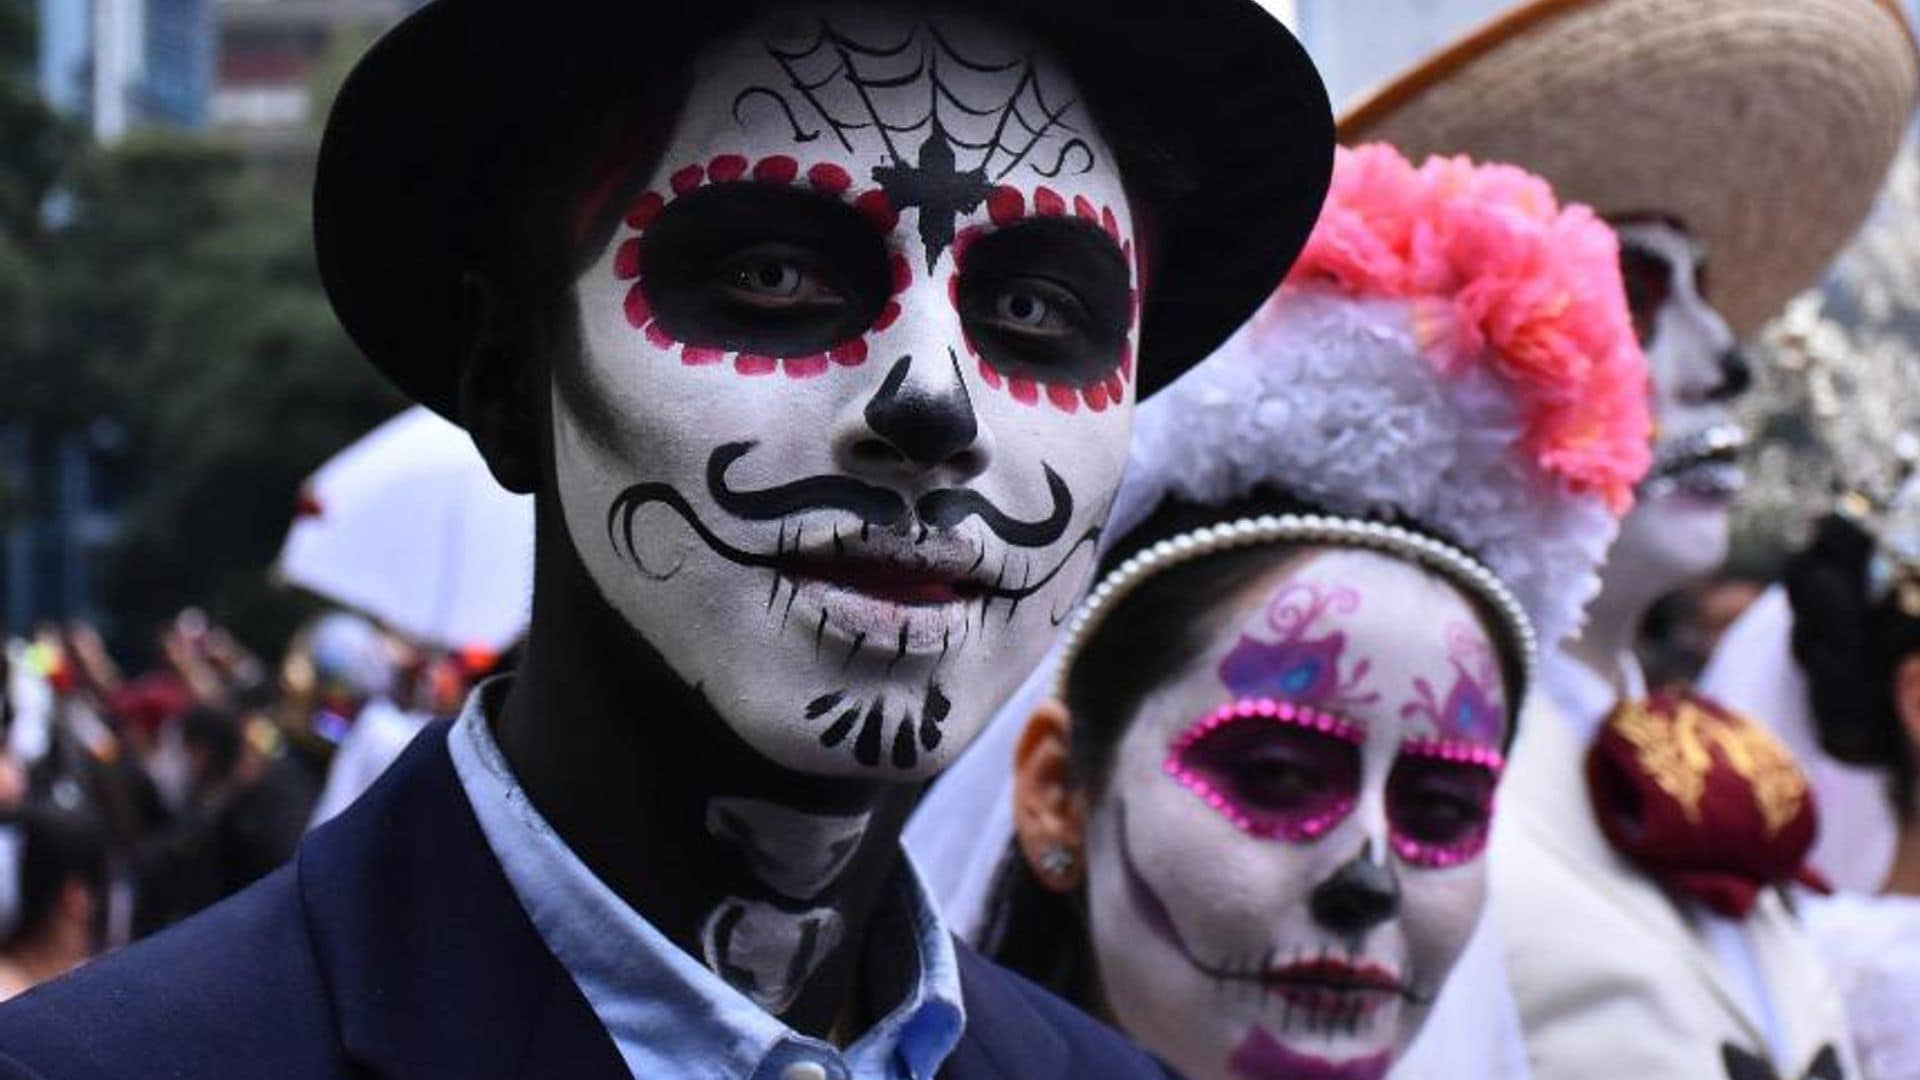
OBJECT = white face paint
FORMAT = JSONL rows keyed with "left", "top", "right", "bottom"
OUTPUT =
{"left": 554, "top": 3, "right": 1137, "bottom": 779}
{"left": 1605, "top": 221, "right": 1749, "bottom": 600}
{"left": 1082, "top": 549, "right": 1511, "bottom": 1080}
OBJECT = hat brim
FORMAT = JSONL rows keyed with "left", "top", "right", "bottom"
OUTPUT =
{"left": 1342, "top": 0, "right": 1917, "bottom": 339}
{"left": 315, "top": 0, "right": 1333, "bottom": 420}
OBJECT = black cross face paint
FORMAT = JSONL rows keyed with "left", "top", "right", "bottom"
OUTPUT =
{"left": 553, "top": 4, "right": 1135, "bottom": 779}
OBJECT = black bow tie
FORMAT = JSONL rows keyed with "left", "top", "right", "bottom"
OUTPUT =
{"left": 1722, "top": 1044, "right": 1844, "bottom": 1080}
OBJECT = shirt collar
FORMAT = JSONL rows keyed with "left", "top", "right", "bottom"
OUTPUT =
{"left": 1542, "top": 648, "right": 1647, "bottom": 744}
{"left": 447, "top": 685, "right": 964, "bottom": 1080}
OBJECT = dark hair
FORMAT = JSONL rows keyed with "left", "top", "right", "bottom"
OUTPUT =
{"left": 5, "top": 802, "right": 107, "bottom": 949}
{"left": 978, "top": 489, "right": 1527, "bottom": 1000}
{"left": 180, "top": 705, "right": 242, "bottom": 788}
{"left": 1785, "top": 512, "right": 1920, "bottom": 816}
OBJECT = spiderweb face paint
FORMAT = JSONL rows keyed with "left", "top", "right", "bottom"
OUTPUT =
{"left": 1079, "top": 549, "right": 1513, "bottom": 1080}
{"left": 552, "top": 5, "right": 1134, "bottom": 782}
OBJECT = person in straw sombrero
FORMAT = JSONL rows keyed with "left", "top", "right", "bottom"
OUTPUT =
{"left": 1344, "top": 1, "right": 1918, "bottom": 1077}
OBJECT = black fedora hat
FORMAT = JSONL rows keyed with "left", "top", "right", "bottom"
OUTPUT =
{"left": 314, "top": 0, "right": 1332, "bottom": 420}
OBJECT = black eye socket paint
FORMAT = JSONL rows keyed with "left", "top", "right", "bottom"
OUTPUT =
{"left": 642, "top": 183, "right": 893, "bottom": 356}
{"left": 955, "top": 217, "right": 1131, "bottom": 387}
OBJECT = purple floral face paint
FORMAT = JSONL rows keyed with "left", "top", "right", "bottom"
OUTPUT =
{"left": 1080, "top": 549, "right": 1514, "bottom": 1080}
{"left": 1217, "top": 582, "right": 1381, "bottom": 711}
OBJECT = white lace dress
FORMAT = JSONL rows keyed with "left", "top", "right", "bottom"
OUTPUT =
{"left": 1803, "top": 892, "right": 1920, "bottom": 1080}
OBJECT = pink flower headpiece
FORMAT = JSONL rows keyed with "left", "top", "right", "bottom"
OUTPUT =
{"left": 1281, "top": 144, "right": 1652, "bottom": 513}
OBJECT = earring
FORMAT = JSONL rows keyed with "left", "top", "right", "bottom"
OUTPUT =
{"left": 1038, "top": 844, "right": 1077, "bottom": 879}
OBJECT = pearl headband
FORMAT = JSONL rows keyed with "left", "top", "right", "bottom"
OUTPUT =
{"left": 1053, "top": 513, "right": 1539, "bottom": 712}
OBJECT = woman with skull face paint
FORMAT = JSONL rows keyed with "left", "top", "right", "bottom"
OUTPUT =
{"left": 909, "top": 144, "right": 1653, "bottom": 1080}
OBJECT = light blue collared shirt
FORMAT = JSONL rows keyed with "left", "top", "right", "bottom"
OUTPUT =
{"left": 448, "top": 689, "right": 966, "bottom": 1080}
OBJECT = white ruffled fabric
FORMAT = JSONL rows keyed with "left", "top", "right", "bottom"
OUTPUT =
{"left": 1118, "top": 290, "right": 1616, "bottom": 653}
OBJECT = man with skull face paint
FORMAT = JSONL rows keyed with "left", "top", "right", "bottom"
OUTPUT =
{"left": 1346, "top": 1, "right": 1919, "bottom": 1077}
{"left": 0, "top": 3, "right": 1334, "bottom": 1078}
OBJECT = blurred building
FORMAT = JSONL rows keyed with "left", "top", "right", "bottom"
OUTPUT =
{"left": 35, "top": 0, "right": 213, "bottom": 140}
{"left": 210, "top": 0, "right": 412, "bottom": 152}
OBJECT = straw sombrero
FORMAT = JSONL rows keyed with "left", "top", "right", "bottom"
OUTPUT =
{"left": 1342, "top": 0, "right": 1918, "bottom": 339}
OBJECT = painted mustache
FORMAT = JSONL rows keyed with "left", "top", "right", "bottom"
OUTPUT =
{"left": 708, "top": 442, "right": 1074, "bottom": 549}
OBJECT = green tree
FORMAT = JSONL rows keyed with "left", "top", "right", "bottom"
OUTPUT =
{"left": 38, "top": 135, "right": 403, "bottom": 654}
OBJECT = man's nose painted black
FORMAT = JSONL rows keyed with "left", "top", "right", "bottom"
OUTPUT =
{"left": 862, "top": 353, "right": 979, "bottom": 469}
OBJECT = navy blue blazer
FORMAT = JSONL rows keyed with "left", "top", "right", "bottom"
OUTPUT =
{"left": 0, "top": 723, "right": 1168, "bottom": 1079}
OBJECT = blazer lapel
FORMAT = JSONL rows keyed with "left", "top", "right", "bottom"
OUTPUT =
{"left": 296, "top": 722, "right": 630, "bottom": 1080}
{"left": 939, "top": 945, "right": 1067, "bottom": 1080}
{"left": 1506, "top": 698, "right": 1769, "bottom": 1046}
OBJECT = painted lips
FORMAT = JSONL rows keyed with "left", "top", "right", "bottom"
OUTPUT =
{"left": 784, "top": 552, "right": 979, "bottom": 606}
{"left": 1262, "top": 957, "right": 1406, "bottom": 1017}
{"left": 1644, "top": 423, "right": 1747, "bottom": 500}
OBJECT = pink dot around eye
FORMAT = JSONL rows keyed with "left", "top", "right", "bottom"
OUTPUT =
{"left": 624, "top": 191, "right": 664, "bottom": 230}
{"left": 1045, "top": 383, "right": 1080, "bottom": 413}
{"left": 1008, "top": 376, "right": 1039, "bottom": 405}
{"left": 808, "top": 162, "right": 852, "bottom": 196}
{"left": 855, "top": 190, "right": 899, "bottom": 233}
{"left": 734, "top": 354, "right": 777, "bottom": 376}
{"left": 873, "top": 300, "right": 901, "bottom": 332}
{"left": 987, "top": 185, "right": 1025, "bottom": 226}
{"left": 643, "top": 322, "right": 674, "bottom": 349}
{"left": 782, "top": 354, "right": 828, "bottom": 379}
{"left": 753, "top": 155, "right": 799, "bottom": 185}
{"left": 828, "top": 339, "right": 868, "bottom": 367}
{"left": 1073, "top": 194, "right": 1098, "bottom": 223}
{"left": 1101, "top": 206, "right": 1121, "bottom": 243}
{"left": 708, "top": 154, "right": 748, "bottom": 183}
{"left": 681, "top": 345, "right": 724, "bottom": 366}
{"left": 670, "top": 164, "right": 704, "bottom": 195}
{"left": 1083, "top": 380, "right": 1109, "bottom": 412}
{"left": 623, "top": 285, "right": 652, "bottom": 328}
{"left": 1103, "top": 372, "right": 1125, "bottom": 403}
{"left": 977, "top": 360, "right": 1003, "bottom": 389}
{"left": 889, "top": 253, "right": 911, "bottom": 295}
{"left": 613, "top": 238, "right": 642, "bottom": 281}
{"left": 1033, "top": 187, "right": 1065, "bottom": 216}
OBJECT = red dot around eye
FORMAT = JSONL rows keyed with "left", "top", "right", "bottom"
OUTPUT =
{"left": 735, "top": 354, "right": 777, "bottom": 376}
{"left": 613, "top": 238, "right": 642, "bottom": 280}
{"left": 681, "top": 345, "right": 724, "bottom": 366}
{"left": 977, "top": 360, "right": 1003, "bottom": 389}
{"left": 1072, "top": 195, "right": 1098, "bottom": 223}
{"left": 753, "top": 155, "right": 799, "bottom": 186}
{"left": 987, "top": 186, "right": 1024, "bottom": 226}
{"left": 889, "top": 253, "right": 911, "bottom": 295}
{"left": 1101, "top": 205, "right": 1120, "bottom": 243}
{"left": 855, "top": 190, "right": 899, "bottom": 233}
{"left": 624, "top": 191, "right": 664, "bottom": 230}
{"left": 808, "top": 162, "right": 852, "bottom": 196}
{"left": 670, "top": 164, "right": 704, "bottom": 195}
{"left": 828, "top": 339, "right": 868, "bottom": 366}
{"left": 947, "top": 274, "right": 960, "bottom": 309}
{"left": 1084, "top": 380, "right": 1110, "bottom": 412}
{"left": 644, "top": 322, "right": 674, "bottom": 349}
{"left": 1046, "top": 383, "right": 1080, "bottom": 413}
{"left": 1103, "top": 372, "right": 1125, "bottom": 402}
{"left": 1033, "top": 187, "right": 1065, "bottom": 216}
{"left": 1008, "top": 376, "right": 1039, "bottom": 405}
{"left": 873, "top": 300, "right": 902, "bottom": 331}
{"left": 783, "top": 354, "right": 828, "bottom": 378}
{"left": 708, "top": 154, "right": 748, "bottom": 183}
{"left": 952, "top": 225, "right": 983, "bottom": 263}
{"left": 624, "top": 285, "right": 652, "bottom": 328}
